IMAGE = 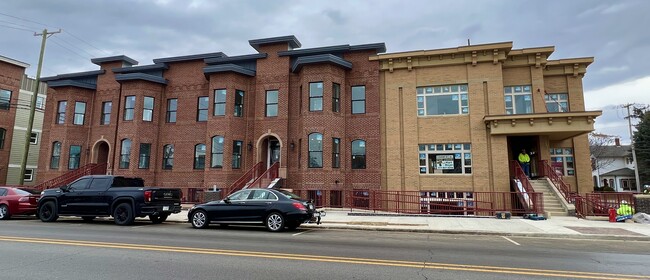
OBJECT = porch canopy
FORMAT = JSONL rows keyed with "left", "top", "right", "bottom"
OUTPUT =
{"left": 484, "top": 111, "right": 602, "bottom": 141}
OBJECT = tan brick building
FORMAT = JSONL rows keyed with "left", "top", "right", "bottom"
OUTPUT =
{"left": 374, "top": 42, "right": 600, "bottom": 197}
{"left": 37, "top": 36, "right": 384, "bottom": 204}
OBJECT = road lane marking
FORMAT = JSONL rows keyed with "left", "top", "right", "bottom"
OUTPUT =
{"left": 0, "top": 235, "right": 646, "bottom": 280}
{"left": 502, "top": 236, "right": 521, "bottom": 246}
{"left": 292, "top": 229, "right": 314, "bottom": 236}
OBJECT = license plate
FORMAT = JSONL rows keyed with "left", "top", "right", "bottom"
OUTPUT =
{"left": 314, "top": 211, "right": 326, "bottom": 217}
{"left": 163, "top": 206, "right": 169, "bottom": 211}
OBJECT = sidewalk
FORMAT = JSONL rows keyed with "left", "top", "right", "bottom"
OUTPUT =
{"left": 167, "top": 206, "right": 650, "bottom": 240}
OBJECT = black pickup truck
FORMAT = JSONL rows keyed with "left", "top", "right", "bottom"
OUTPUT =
{"left": 37, "top": 175, "right": 182, "bottom": 225}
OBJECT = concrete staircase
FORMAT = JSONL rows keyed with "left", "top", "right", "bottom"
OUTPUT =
{"left": 529, "top": 179, "right": 568, "bottom": 217}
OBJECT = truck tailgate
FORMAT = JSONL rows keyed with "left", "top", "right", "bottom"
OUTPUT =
{"left": 150, "top": 189, "right": 182, "bottom": 204}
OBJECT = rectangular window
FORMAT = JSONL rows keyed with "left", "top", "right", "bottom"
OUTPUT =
{"left": 332, "top": 83, "right": 340, "bottom": 112}
{"left": 36, "top": 96, "right": 45, "bottom": 110}
{"left": 124, "top": 96, "right": 135, "bottom": 121}
{"left": 24, "top": 169, "right": 34, "bottom": 182}
{"left": 232, "top": 140, "right": 243, "bottom": 169}
{"left": 620, "top": 179, "right": 636, "bottom": 191}
{"left": 266, "top": 90, "right": 278, "bottom": 117}
{"left": 418, "top": 143, "right": 472, "bottom": 174}
{"left": 417, "top": 84, "right": 468, "bottom": 116}
{"left": 0, "top": 128, "right": 5, "bottom": 149}
{"left": 545, "top": 93, "right": 569, "bottom": 112}
{"left": 0, "top": 89, "right": 10, "bottom": 110}
{"left": 332, "top": 138, "right": 340, "bottom": 168}
{"left": 73, "top": 101, "right": 86, "bottom": 125}
{"left": 550, "top": 148, "right": 575, "bottom": 176}
{"left": 234, "top": 90, "right": 244, "bottom": 117}
{"left": 138, "top": 143, "right": 151, "bottom": 169}
{"left": 197, "top": 96, "right": 209, "bottom": 121}
{"left": 166, "top": 98, "right": 177, "bottom": 123}
{"left": 30, "top": 132, "right": 38, "bottom": 144}
{"left": 101, "top": 101, "right": 112, "bottom": 125}
{"left": 351, "top": 86, "right": 366, "bottom": 114}
{"left": 504, "top": 85, "right": 532, "bottom": 114}
{"left": 163, "top": 144, "right": 174, "bottom": 170}
{"left": 68, "top": 145, "right": 81, "bottom": 170}
{"left": 213, "top": 89, "right": 226, "bottom": 116}
{"left": 143, "top": 96, "right": 154, "bottom": 121}
{"left": 309, "top": 82, "right": 323, "bottom": 111}
{"left": 56, "top": 101, "right": 67, "bottom": 124}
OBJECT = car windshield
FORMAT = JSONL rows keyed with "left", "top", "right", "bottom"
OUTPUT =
{"left": 15, "top": 188, "right": 39, "bottom": 195}
{"left": 277, "top": 190, "right": 301, "bottom": 200}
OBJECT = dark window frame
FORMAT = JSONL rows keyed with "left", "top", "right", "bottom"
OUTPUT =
{"left": 308, "top": 132, "right": 323, "bottom": 168}
{"left": 166, "top": 98, "right": 177, "bottom": 123}
{"left": 234, "top": 90, "right": 244, "bottom": 117}
{"left": 124, "top": 96, "right": 135, "bottom": 121}
{"left": 332, "top": 83, "right": 340, "bottom": 113}
{"left": 100, "top": 101, "right": 111, "bottom": 125}
{"left": 197, "top": 96, "right": 209, "bottom": 121}
{"left": 232, "top": 140, "right": 243, "bottom": 169}
{"left": 194, "top": 143, "right": 206, "bottom": 169}
{"left": 211, "top": 136, "right": 224, "bottom": 168}
{"left": 73, "top": 101, "right": 86, "bottom": 125}
{"left": 351, "top": 139, "right": 366, "bottom": 169}
{"left": 213, "top": 89, "right": 226, "bottom": 116}
{"left": 143, "top": 96, "right": 154, "bottom": 122}
{"left": 162, "top": 144, "right": 174, "bottom": 170}
{"left": 138, "top": 143, "right": 151, "bottom": 169}
{"left": 119, "top": 139, "right": 131, "bottom": 169}
{"left": 332, "top": 138, "right": 340, "bottom": 168}
{"left": 68, "top": 145, "right": 81, "bottom": 170}
{"left": 0, "top": 128, "right": 5, "bottom": 149}
{"left": 309, "top": 82, "right": 324, "bottom": 112}
{"left": 50, "top": 141, "right": 61, "bottom": 169}
{"left": 351, "top": 85, "right": 366, "bottom": 114}
{"left": 265, "top": 90, "right": 278, "bottom": 117}
{"left": 56, "top": 101, "right": 67, "bottom": 124}
{"left": 0, "top": 89, "right": 10, "bottom": 110}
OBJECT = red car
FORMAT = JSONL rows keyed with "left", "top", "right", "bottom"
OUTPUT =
{"left": 0, "top": 187, "right": 40, "bottom": 220}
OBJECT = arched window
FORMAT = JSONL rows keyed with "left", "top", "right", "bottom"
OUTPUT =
{"left": 211, "top": 136, "right": 224, "bottom": 168}
{"left": 119, "top": 139, "right": 131, "bottom": 169}
{"left": 194, "top": 144, "right": 206, "bottom": 169}
{"left": 50, "top": 141, "right": 61, "bottom": 169}
{"left": 351, "top": 139, "right": 366, "bottom": 169}
{"left": 0, "top": 128, "right": 5, "bottom": 149}
{"left": 308, "top": 133, "right": 323, "bottom": 168}
{"left": 162, "top": 144, "right": 174, "bottom": 170}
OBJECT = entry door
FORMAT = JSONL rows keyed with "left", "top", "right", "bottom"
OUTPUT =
{"left": 268, "top": 140, "right": 280, "bottom": 168}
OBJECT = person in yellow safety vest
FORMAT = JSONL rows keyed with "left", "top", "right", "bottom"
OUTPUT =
{"left": 616, "top": 200, "right": 635, "bottom": 222}
{"left": 518, "top": 149, "right": 531, "bottom": 178}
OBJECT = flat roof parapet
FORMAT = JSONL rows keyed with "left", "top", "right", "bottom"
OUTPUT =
{"left": 249, "top": 35, "right": 302, "bottom": 52}
{"left": 153, "top": 52, "right": 226, "bottom": 64}
{"left": 91, "top": 55, "right": 138, "bottom": 66}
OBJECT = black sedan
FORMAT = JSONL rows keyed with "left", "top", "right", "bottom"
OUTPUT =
{"left": 188, "top": 188, "right": 325, "bottom": 232}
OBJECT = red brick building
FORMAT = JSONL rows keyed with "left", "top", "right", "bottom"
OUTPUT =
{"left": 0, "top": 55, "right": 29, "bottom": 185}
{"left": 38, "top": 36, "right": 385, "bottom": 204}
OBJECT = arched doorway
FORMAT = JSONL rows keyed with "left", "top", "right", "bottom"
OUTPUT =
{"left": 257, "top": 136, "right": 281, "bottom": 169}
{"left": 93, "top": 140, "right": 110, "bottom": 174}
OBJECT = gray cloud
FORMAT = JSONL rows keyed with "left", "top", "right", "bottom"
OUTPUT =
{"left": 0, "top": 0, "right": 647, "bottom": 92}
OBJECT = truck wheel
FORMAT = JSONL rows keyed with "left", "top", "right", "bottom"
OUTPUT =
{"left": 39, "top": 201, "right": 58, "bottom": 222}
{"left": 265, "top": 212, "right": 285, "bottom": 232}
{"left": 113, "top": 203, "right": 135, "bottom": 226}
{"left": 82, "top": 216, "right": 96, "bottom": 222}
{"left": 149, "top": 213, "right": 169, "bottom": 224}
{"left": 190, "top": 210, "right": 209, "bottom": 229}
{"left": 0, "top": 204, "right": 10, "bottom": 220}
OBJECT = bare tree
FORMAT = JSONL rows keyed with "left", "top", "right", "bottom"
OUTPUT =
{"left": 589, "top": 132, "right": 617, "bottom": 172}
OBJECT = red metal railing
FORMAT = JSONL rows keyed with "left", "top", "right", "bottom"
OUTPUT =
{"left": 538, "top": 160, "right": 577, "bottom": 203}
{"left": 247, "top": 162, "right": 280, "bottom": 189}
{"left": 510, "top": 160, "right": 538, "bottom": 213}
{"left": 574, "top": 192, "right": 635, "bottom": 218}
{"left": 223, "top": 162, "right": 265, "bottom": 196}
{"left": 35, "top": 163, "right": 107, "bottom": 191}
{"left": 289, "top": 189, "right": 544, "bottom": 216}
{"left": 178, "top": 187, "right": 204, "bottom": 204}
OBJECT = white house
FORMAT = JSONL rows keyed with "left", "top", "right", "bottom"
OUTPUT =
{"left": 591, "top": 143, "right": 637, "bottom": 192}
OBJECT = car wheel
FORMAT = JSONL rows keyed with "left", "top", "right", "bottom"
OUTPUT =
{"left": 191, "top": 210, "right": 209, "bottom": 229}
{"left": 0, "top": 204, "right": 10, "bottom": 220}
{"left": 265, "top": 212, "right": 285, "bottom": 232}
{"left": 38, "top": 201, "right": 58, "bottom": 222}
{"left": 149, "top": 213, "right": 169, "bottom": 224}
{"left": 113, "top": 203, "right": 135, "bottom": 226}
{"left": 81, "top": 216, "right": 96, "bottom": 222}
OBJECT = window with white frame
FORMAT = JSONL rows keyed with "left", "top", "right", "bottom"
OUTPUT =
{"left": 419, "top": 143, "right": 472, "bottom": 174}
{"left": 36, "top": 96, "right": 45, "bottom": 110}
{"left": 24, "top": 169, "right": 34, "bottom": 182}
{"left": 620, "top": 179, "right": 636, "bottom": 191}
{"left": 30, "top": 132, "right": 38, "bottom": 144}
{"left": 545, "top": 93, "right": 568, "bottom": 112}
{"left": 504, "top": 85, "right": 532, "bottom": 114}
{"left": 550, "top": 148, "right": 574, "bottom": 176}
{"left": 417, "top": 84, "right": 468, "bottom": 116}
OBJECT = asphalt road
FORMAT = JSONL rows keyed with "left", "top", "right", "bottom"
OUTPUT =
{"left": 0, "top": 216, "right": 649, "bottom": 280}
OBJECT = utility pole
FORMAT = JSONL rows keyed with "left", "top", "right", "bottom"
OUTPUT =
{"left": 18, "top": 28, "right": 61, "bottom": 185}
{"left": 624, "top": 103, "right": 642, "bottom": 192}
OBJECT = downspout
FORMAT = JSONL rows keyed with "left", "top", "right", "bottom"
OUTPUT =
{"left": 111, "top": 83, "right": 123, "bottom": 175}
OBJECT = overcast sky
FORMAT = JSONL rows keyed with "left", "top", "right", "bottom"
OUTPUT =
{"left": 1, "top": 0, "right": 648, "bottom": 142}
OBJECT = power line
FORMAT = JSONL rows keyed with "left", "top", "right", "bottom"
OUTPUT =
{"left": 0, "top": 23, "right": 36, "bottom": 33}
{"left": 50, "top": 39, "right": 93, "bottom": 62}
{"left": 0, "top": 19, "right": 39, "bottom": 30}
{"left": 51, "top": 36, "right": 97, "bottom": 58}
{"left": 63, "top": 31, "right": 111, "bottom": 55}
{"left": 0, "top": 11, "right": 56, "bottom": 29}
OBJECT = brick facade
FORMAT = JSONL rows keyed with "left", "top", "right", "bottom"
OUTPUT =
{"left": 37, "top": 36, "right": 383, "bottom": 201}
{"left": 0, "top": 57, "right": 28, "bottom": 184}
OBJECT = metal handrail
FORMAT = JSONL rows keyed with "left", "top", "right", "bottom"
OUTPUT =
{"left": 35, "top": 163, "right": 107, "bottom": 191}
{"left": 538, "top": 160, "right": 576, "bottom": 203}
{"left": 247, "top": 162, "right": 280, "bottom": 189}
{"left": 224, "top": 162, "right": 265, "bottom": 196}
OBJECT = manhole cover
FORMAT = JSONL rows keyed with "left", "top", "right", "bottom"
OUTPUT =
{"left": 566, "top": 227, "right": 645, "bottom": 236}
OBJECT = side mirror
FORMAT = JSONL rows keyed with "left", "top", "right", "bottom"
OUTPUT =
{"left": 223, "top": 197, "right": 231, "bottom": 204}
{"left": 60, "top": 186, "right": 69, "bottom": 192}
